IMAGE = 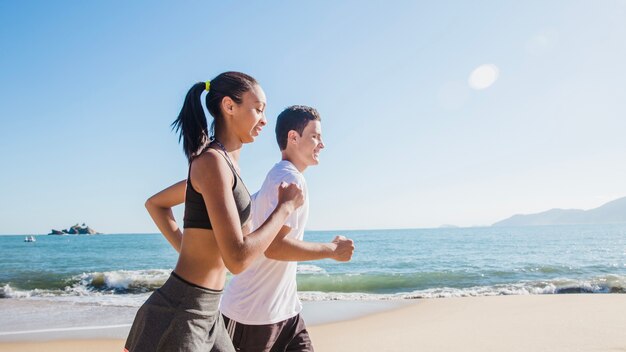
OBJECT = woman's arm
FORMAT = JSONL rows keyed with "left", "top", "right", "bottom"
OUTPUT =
{"left": 145, "top": 180, "right": 186, "bottom": 253}
{"left": 193, "top": 151, "right": 303, "bottom": 274}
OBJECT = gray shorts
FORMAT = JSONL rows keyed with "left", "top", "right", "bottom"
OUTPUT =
{"left": 222, "top": 314, "right": 313, "bottom": 352}
{"left": 125, "top": 272, "right": 235, "bottom": 352}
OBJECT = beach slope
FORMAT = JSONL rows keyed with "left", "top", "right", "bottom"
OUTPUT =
{"left": 310, "top": 294, "right": 626, "bottom": 352}
{"left": 1, "top": 294, "right": 625, "bottom": 352}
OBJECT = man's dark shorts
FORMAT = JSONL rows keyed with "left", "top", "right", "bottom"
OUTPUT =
{"left": 222, "top": 313, "right": 314, "bottom": 352}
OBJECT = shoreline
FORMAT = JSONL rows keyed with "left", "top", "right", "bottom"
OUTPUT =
{"left": 0, "top": 299, "right": 410, "bottom": 342}
{"left": 1, "top": 294, "right": 625, "bottom": 351}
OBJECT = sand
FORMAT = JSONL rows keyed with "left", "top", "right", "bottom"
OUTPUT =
{"left": 309, "top": 294, "right": 626, "bottom": 352}
{"left": 1, "top": 294, "right": 625, "bottom": 352}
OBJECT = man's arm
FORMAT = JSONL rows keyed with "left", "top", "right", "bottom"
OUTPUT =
{"left": 264, "top": 228, "right": 354, "bottom": 262}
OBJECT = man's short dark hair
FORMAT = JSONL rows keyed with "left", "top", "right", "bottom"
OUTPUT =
{"left": 275, "top": 105, "right": 321, "bottom": 150}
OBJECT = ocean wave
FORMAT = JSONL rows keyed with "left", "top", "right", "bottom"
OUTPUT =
{"left": 296, "top": 271, "right": 480, "bottom": 293}
{"left": 0, "top": 283, "right": 63, "bottom": 299}
{"left": 297, "top": 264, "right": 326, "bottom": 274}
{"left": 0, "top": 269, "right": 172, "bottom": 299}
{"left": 74, "top": 269, "right": 171, "bottom": 294}
{"left": 2, "top": 269, "right": 625, "bottom": 304}
{"left": 298, "top": 274, "right": 626, "bottom": 301}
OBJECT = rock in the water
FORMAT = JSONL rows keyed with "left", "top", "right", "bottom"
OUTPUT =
{"left": 47, "top": 223, "right": 101, "bottom": 235}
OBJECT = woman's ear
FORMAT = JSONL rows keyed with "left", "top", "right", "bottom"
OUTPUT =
{"left": 221, "top": 96, "right": 236, "bottom": 117}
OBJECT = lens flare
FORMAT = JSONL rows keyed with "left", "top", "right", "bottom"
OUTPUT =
{"left": 468, "top": 64, "right": 499, "bottom": 90}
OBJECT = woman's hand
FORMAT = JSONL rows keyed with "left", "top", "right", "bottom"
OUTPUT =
{"left": 277, "top": 182, "right": 305, "bottom": 212}
{"left": 145, "top": 180, "right": 186, "bottom": 253}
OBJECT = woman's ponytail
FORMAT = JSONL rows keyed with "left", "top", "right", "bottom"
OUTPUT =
{"left": 171, "top": 82, "right": 209, "bottom": 161}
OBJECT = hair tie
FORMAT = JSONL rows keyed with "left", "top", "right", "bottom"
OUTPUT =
{"left": 205, "top": 81, "right": 211, "bottom": 91}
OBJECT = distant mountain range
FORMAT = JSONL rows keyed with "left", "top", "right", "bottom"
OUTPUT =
{"left": 492, "top": 196, "right": 626, "bottom": 227}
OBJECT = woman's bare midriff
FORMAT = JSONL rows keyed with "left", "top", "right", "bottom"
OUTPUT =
{"left": 174, "top": 228, "right": 228, "bottom": 291}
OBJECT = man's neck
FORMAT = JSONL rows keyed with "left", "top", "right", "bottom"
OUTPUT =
{"left": 281, "top": 152, "right": 307, "bottom": 173}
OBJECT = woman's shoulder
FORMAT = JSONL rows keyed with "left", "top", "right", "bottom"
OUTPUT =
{"left": 194, "top": 147, "right": 222, "bottom": 163}
{"left": 190, "top": 149, "right": 231, "bottom": 181}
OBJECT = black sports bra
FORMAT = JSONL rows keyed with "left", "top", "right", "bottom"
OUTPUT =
{"left": 183, "top": 148, "right": 251, "bottom": 230}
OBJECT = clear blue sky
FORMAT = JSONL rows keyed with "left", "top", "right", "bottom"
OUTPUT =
{"left": 1, "top": 1, "right": 625, "bottom": 234}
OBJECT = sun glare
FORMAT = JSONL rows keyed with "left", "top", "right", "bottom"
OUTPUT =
{"left": 468, "top": 64, "right": 499, "bottom": 90}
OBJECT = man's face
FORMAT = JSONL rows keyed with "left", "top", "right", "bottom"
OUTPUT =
{"left": 294, "top": 120, "right": 324, "bottom": 167}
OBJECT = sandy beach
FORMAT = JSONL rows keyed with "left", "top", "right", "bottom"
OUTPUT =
{"left": 310, "top": 294, "right": 626, "bottom": 352}
{"left": 1, "top": 294, "right": 625, "bottom": 352}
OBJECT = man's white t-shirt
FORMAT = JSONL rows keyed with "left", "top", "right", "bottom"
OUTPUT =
{"left": 220, "top": 160, "right": 308, "bottom": 325}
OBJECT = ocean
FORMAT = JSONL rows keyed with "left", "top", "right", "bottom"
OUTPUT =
{"left": 1, "top": 224, "right": 626, "bottom": 308}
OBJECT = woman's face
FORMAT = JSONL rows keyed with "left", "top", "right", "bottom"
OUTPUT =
{"left": 231, "top": 84, "right": 267, "bottom": 144}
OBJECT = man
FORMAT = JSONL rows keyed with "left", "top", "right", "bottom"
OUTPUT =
{"left": 220, "top": 105, "right": 355, "bottom": 352}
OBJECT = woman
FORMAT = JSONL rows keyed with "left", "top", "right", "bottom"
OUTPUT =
{"left": 124, "top": 72, "right": 304, "bottom": 352}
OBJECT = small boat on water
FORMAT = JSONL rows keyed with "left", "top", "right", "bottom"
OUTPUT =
{"left": 24, "top": 235, "right": 36, "bottom": 242}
